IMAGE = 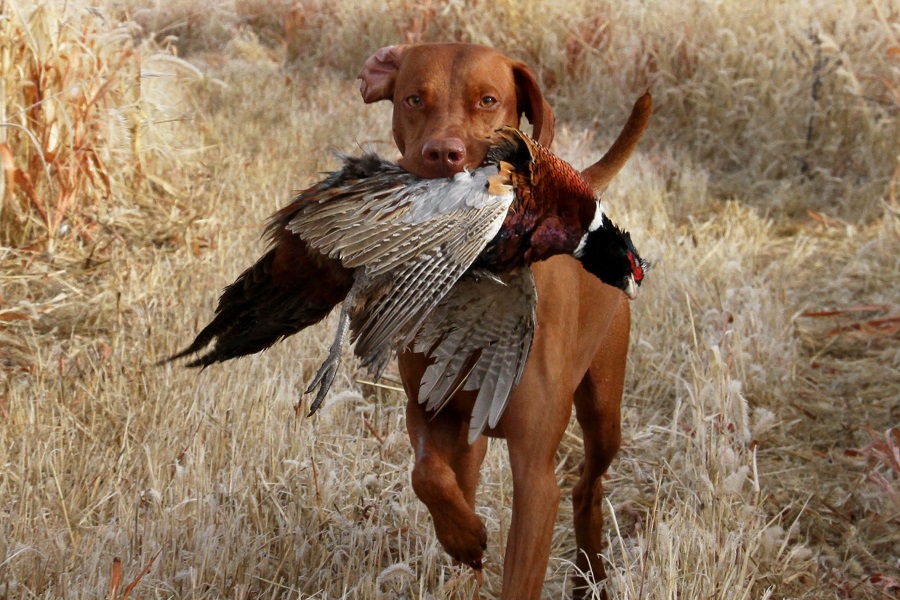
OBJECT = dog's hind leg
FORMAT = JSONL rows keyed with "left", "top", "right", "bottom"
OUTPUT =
{"left": 570, "top": 295, "right": 629, "bottom": 600}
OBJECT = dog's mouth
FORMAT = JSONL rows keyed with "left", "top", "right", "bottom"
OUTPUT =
{"left": 399, "top": 138, "right": 493, "bottom": 179}
{"left": 399, "top": 159, "right": 464, "bottom": 179}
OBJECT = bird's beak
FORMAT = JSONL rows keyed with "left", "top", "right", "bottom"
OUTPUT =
{"left": 624, "top": 275, "right": 638, "bottom": 300}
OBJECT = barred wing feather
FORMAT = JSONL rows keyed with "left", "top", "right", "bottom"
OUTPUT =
{"left": 414, "top": 269, "right": 537, "bottom": 443}
{"left": 287, "top": 157, "right": 517, "bottom": 373}
{"left": 287, "top": 160, "right": 513, "bottom": 275}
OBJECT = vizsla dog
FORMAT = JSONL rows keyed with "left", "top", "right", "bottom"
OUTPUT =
{"left": 357, "top": 43, "right": 651, "bottom": 598}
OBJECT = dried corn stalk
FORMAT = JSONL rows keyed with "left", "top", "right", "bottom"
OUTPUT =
{"left": 0, "top": 1, "right": 142, "bottom": 251}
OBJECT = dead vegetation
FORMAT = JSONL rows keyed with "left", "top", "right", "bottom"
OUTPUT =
{"left": 1, "top": 0, "right": 898, "bottom": 598}
{"left": 0, "top": 1, "right": 142, "bottom": 250}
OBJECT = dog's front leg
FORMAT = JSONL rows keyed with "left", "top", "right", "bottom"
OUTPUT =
{"left": 399, "top": 352, "right": 490, "bottom": 571}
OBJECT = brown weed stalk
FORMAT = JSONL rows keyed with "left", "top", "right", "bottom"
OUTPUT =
{"left": 0, "top": 2, "right": 142, "bottom": 251}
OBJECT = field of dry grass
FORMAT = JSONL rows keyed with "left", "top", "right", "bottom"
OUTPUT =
{"left": 1, "top": 0, "right": 898, "bottom": 598}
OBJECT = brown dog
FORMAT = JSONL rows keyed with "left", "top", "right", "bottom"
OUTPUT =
{"left": 358, "top": 43, "right": 651, "bottom": 598}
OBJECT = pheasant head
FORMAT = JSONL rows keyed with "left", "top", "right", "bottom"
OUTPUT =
{"left": 574, "top": 214, "right": 648, "bottom": 299}
{"left": 484, "top": 126, "right": 649, "bottom": 298}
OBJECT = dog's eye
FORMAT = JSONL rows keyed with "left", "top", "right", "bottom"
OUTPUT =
{"left": 479, "top": 96, "right": 498, "bottom": 108}
{"left": 405, "top": 95, "right": 423, "bottom": 108}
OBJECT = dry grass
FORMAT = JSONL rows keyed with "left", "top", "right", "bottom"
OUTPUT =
{"left": 117, "top": 0, "right": 900, "bottom": 219}
{"left": 0, "top": 0, "right": 210, "bottom": 254}
{"left": 1, "top": 0, "right": 898, "bottom": 598}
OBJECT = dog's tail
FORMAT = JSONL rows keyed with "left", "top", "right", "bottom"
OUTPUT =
{"left": 580, "top": 92, "right": 652, "bottom": 196}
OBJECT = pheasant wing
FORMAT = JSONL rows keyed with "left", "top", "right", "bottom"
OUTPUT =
{"left": 414, "top": 268, "right": 537, "bottom": 443}
{"left": 287, "top": 158, "right": 513, "bottom": 275}
{"left": 287, "top": 156, "right": 516, "bottom": 365}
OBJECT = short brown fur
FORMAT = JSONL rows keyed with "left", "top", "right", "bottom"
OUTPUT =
{"left": 358, "top": 43, "right": 651, "bottom": 598}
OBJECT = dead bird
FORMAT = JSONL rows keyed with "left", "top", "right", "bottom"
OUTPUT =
{"left": 166, "top": 127, "right": 647, "bottom": 441}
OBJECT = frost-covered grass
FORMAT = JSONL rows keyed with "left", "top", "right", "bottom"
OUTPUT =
{"left": 1, "top": 1, "right": 897, "bottom": 598}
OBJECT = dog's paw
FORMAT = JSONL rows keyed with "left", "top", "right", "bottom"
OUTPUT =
{"left": 437, "top": 517, "right": 487, "bottom": 570}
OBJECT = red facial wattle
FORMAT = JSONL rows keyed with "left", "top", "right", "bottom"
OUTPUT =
{"left": 627, "top": 252, "right": 644, "bottom": 283}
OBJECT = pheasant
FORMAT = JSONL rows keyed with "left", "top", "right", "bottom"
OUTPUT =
{"left": 167, "top": 127, "right": 647, "bottom": 441}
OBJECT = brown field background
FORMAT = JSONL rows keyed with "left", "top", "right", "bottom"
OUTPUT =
{"left": 1, "top": 0, "right": 898, "bottom": 598}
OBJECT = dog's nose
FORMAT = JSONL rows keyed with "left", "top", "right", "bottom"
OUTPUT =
{"left": 421, "top": 138, "right": 467, "bottom": 174}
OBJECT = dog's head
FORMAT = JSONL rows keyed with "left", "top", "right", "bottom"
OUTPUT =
{"left": 358, "top": 43, "right": 555, "bottom": 178}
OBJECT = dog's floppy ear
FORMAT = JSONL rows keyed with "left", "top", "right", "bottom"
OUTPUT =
{"left": 512, "top": 62, "right": 556, "bottom": 148}
{"left": 358, "top": 45, "right": 410, "bottom": 103}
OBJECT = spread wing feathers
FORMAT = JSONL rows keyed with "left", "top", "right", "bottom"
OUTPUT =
{"left": 287, "top": 157, "right": 514, "bottom": 276}
{"left": 284, "top": 155, "right": 517, "bottom": 364}
{"left": 349, "top": 206, "right": 502, "bottom": 359}
{"left": 414, "top": 269, "right": 537, "bottom": 442}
